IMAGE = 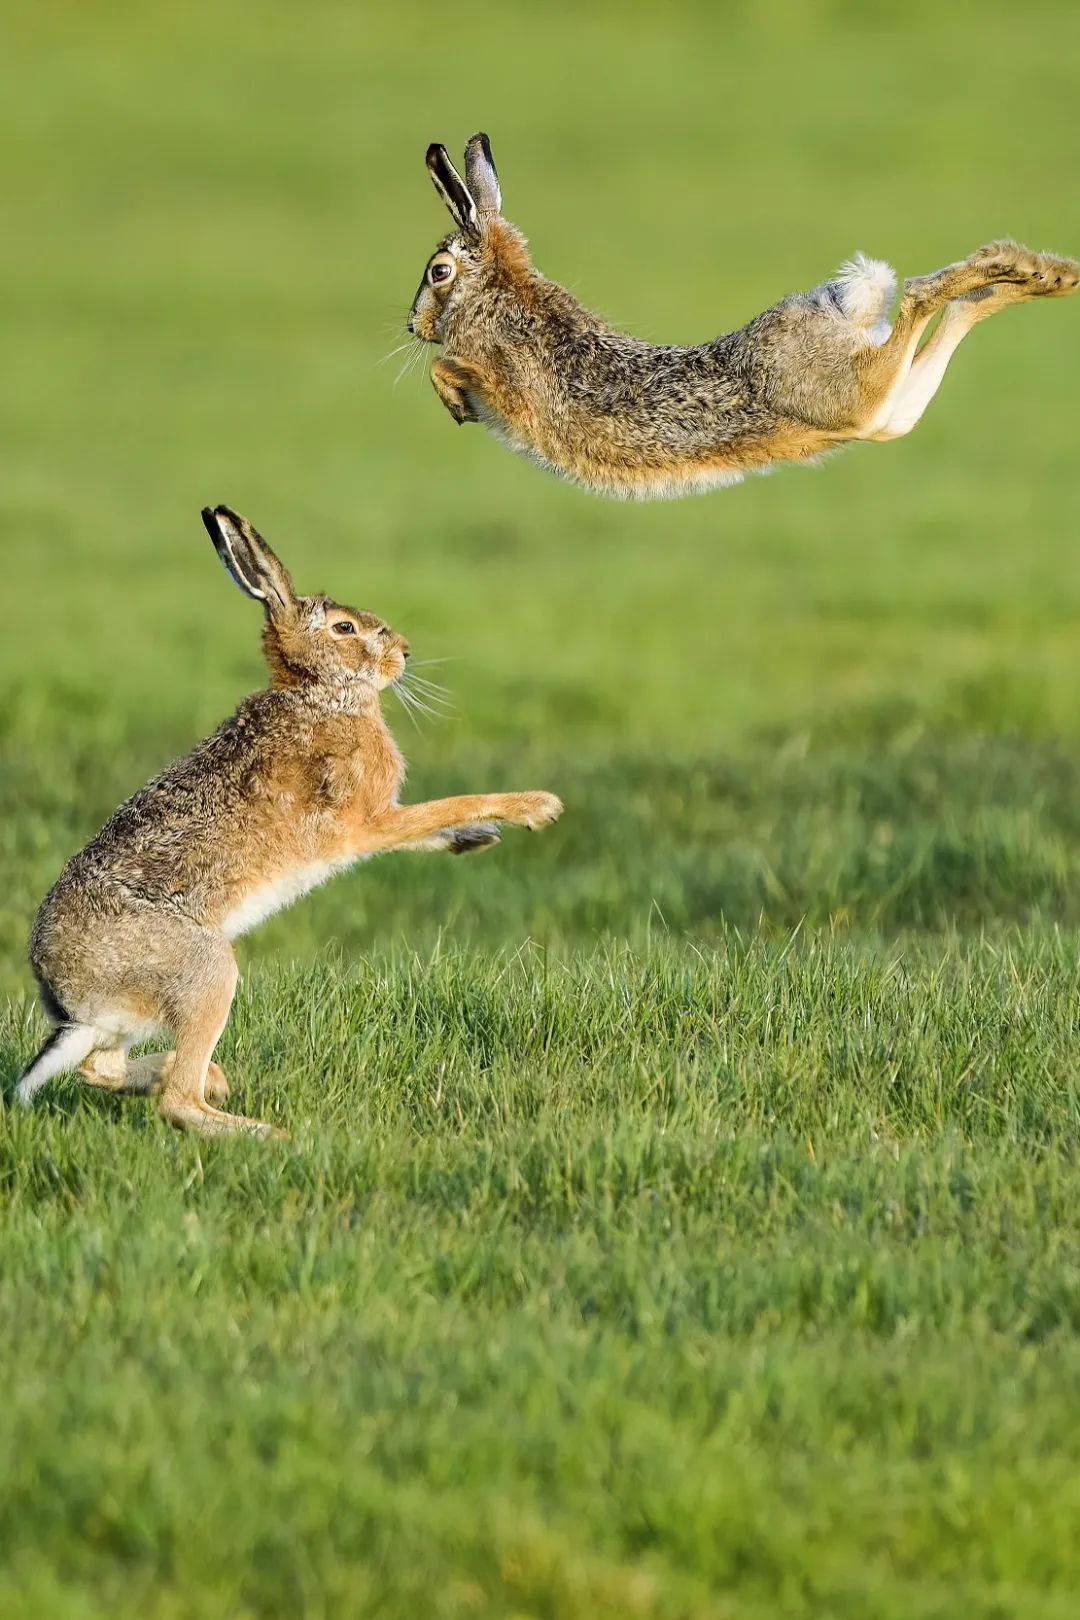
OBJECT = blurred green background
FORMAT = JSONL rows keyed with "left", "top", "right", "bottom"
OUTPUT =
{"left": 3, "top": 4, "right": 1080, "bottom": 1616}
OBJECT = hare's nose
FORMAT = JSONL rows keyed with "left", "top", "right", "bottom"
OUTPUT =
{"left": 401, "top": 642, "right": 411, "bottom": 661}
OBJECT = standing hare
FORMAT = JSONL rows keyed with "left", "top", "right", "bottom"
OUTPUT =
{"left": 409, "top": 133, "right": 1078, "bottom": 500}
{"left": 17, "top": 506, "right": 562, "bottom": 1137}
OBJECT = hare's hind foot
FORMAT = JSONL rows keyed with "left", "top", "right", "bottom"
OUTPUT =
{"left": 903, "top": 241, "right": 1078, "bottom": 312}
{"left": 78, "top": 1045, "right": 131, "bottom": 1093}
{"left": 855, "top": 238, "right": 1077, "bottom": 442}
{"left": 80, "top": 1049, "right": 230, "bottom": 1103}
{"left": 965, "top": 241, "right": 1079, "bottom": 297}
{"left": 159, "top": 1093, "right": 284, "bottom": 1139}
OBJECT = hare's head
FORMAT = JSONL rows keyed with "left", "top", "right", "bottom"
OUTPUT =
{"left": 408, "top": 132, "right": 532, "bottom": 348}
{"left": 201, "top": 507, "right": 409, "bottom": 694}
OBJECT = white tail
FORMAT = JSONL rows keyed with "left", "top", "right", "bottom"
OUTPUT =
{"left": 16, "top": 1024, "right": 99, "bottom": 1105}
{"left": 833, "top": 253, "right": 897, "bottom": 328}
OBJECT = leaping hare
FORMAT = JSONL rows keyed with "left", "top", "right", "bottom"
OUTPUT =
{"left": 408, "top": 132, "right": 1078, "bottom": 500}
{"left": 17, "top": 506, "right": 562, "bottom": 1137}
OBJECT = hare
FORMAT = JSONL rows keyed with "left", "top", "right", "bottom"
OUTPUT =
{"left": 16, "top": 506, "right": 562, "bottom": 1137}
{"left": 408, "top": 133, "right": 1079, "bottom": 500}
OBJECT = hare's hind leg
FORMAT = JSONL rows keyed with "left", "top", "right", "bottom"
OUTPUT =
{"left": 135, "top": 1053, "right": 230, "bottom": 1103}
{"left": 79, "top": 1044, "right": 135, "bottom": 1092}
{"left": 866, "top": 297, "right": 984, "bottom": 441}
{"left": 155, "top": 935, "right": 280, "bottom": 1138}
{"left": 870, "top": 249, "right": 1079, "bottom": 440}
{"left": 853, "top": 268, "right": 972, "bottom": 439}
{"left": 856, "top": 242, "right": 1078, "bottom": 439}
{"left": 82, "top": 1047, "right": 230, "bottom": 1103}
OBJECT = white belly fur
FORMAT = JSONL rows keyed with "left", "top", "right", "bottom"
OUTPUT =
{"left": 220, "top": 856, "right": 362, "bottom": 939}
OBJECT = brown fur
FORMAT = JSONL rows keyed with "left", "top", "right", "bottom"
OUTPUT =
{"left": 410, "top": 137, "right": 1079, "bottom": 500}
{"left": 18, "top": 506, "right": 562, "bottom": 1136}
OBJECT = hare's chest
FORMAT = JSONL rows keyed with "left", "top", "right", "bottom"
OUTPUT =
{"left": 216, "top": 728, "right": 403, "bottom": 939}
{"left": 309, "top": 721, "right": 405, "bottom": 813}
{"left": 471, "top": 393, "right": 555, "bottom": 467}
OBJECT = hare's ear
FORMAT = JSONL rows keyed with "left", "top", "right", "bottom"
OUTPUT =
{"left": 464, "top": 132, "right": 501, "bottom": 218}
{"left": 426, "top": 143, "right": 478, "bottom": 233}
{"left": 201, "top": 505, "right": 297, "bottom": 618}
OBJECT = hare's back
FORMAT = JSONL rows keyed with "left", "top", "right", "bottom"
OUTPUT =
{"left": 554, "top": 326, "right": 778, "bottom": 453}
{"left": 49, "top": 690, "right": 310, "bottom": 914}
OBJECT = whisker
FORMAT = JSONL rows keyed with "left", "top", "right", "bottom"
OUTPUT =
{"left": 393, "top": 339, "right": 430, "bottom": 391}
{"left": 394, "top": 351, "right": 419, "bottom": 388}
{"left": 404, "top": 669, "right": 450, "bottom": 693}
{"left": 392, "top": 685, "right": 423, "bottom": 731}
{"left": 397, "top": 680, "right": 447, "bottom": 721}
{"left": 399, "top": 675, "right": 443, "bottom": 710}
{"left": 377, "top": 340, "right": 415, "bottom": 368}
{"left": 401, "top": 672, "right": 454, "bottom": 706}
{"left": 401, "top": 694, "right": 439, "bottom": 720}
{"left": 389, "top": 337, "right": 422, "bottom": 386}
{"left": 406, "top": 683, "right": 454, "bottom": 709}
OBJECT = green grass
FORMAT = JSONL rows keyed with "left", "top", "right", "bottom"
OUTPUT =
{"left": 3, "top": 1, "right": 1080, "bottom": 1614}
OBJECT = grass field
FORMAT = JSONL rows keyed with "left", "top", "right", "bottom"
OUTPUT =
{"left": 3, "top": 2, "right": 1080, "bottom": 1615}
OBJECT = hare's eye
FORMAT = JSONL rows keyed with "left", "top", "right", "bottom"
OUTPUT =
{"left": 332, "top": 620, "right": 356, "bottom": 636}
{"left": 428, "top": 257, "right": 456, "bottom": 287}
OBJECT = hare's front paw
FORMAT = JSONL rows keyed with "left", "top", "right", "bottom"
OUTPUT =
{"left": 431, "top": 358, "right": 478, "bottom": 425}
{"left": 520, "top": 792, "right": 563, "bottom": 831}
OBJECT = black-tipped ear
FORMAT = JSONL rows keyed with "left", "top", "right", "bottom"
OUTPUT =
{"left": 202, "top": 506, "right": 264, "bottom": 601}
{"left": 201, "top": 505, "right": 297, "bottom": 618}
{"left": 464, "top": 132, "right": 501, "bottom": 217}
{"left": 426, "top": 142, "right": 478, "bottom": 233}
